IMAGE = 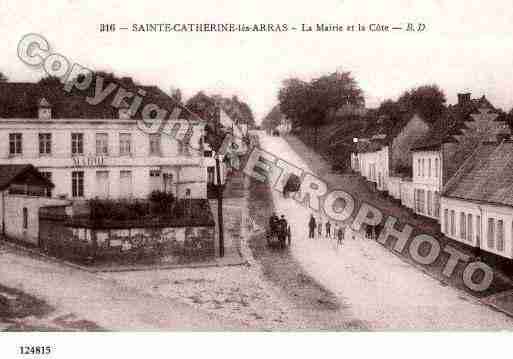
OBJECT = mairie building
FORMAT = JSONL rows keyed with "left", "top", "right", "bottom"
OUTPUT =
{"left": 0, "top": 82, "right": 207, "bottom": 201}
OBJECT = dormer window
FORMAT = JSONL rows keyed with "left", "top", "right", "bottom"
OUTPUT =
{"left": 118, "top": 101, "right": 131, "bottom": 120}
{"left": 119, "top": 108, "right": 130, "bottom": 120}
{"left": 38, "top": 98, "right": 51, "bottom": 120}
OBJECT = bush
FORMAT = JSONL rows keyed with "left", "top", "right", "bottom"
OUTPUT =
{"left": 149, "top": 190, "right": 175, "bottom": 216}
{"left": 89, "top": 198, "right": 150, "bottom": 222}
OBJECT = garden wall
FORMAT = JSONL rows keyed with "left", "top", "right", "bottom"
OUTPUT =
{"left": 38, "top": 202, "right": 215, "bottom": 265}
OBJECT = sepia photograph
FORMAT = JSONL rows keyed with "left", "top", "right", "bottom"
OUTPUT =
{"left": 1, "top": 0, "right": 513, "bottom": 357}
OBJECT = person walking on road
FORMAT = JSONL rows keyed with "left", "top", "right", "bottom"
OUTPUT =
{"left": 308, "top": 214, "right": 316, "bottom": 239}
{"left": 325, "top": 220, "right": 331, "bottom": 239}
{"left": 317, "top": 217, "right": 323, "bottom": 239}
{"left": 337, "top": 225, "right": 345, "bottom": 245}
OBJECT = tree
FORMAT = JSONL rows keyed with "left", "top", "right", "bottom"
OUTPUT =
{"left": 261, "top": 105, "right": 284, "bottom": 131}
{"left": 38, "top": 75, "right": 62, "bottom": 86}
{"left": 277, "top": 71, "right": 364, "bottom": 148}
{"left": 0, "top": 72, "right": 7, "bottom": 82}
{"left": 397, "top": 84, "right": 446, "bottom": 122}
{"left": 185, "top": 91, "right": 217, "bottom": 122}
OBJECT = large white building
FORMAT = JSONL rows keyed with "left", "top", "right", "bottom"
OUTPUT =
{"left": 0, "top": 82, "right": 207, "bottom": 201}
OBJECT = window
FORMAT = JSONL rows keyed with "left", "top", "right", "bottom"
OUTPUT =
{"left": 72, "top": 171, "right": 84, "bottom": 198}
{"left": 96, "top": 171, "right": 110, "bottom": 199}
{"left": 460, "top": 212, "right": 466, "bottom": 240}
{"left": 149, "top": 169, "right": 162, "bottom": 192}
{"left": 96, "top": 133, "right": 109, "bottom": 155}
{"left": 435, "top": 158, "right": 439, "bottom": 178}
{"left": 120, "top": 170, "right": 133, "bottom": 198}
{"left": 71, "top": 133, "right": 84, "bottom": 155}
{"left": 450, "top": 210, "right": 455, "bottom": 236}
{"left": 467, "top": 214, "right": 473, "bottom": 242}
{"left": 428, "top": 159, "right": 432, "bottom": 177}
{"left": 22, "top": 207, "right": 28, "bottom": 229}
{"left": 416, "top": 189, "right": 425, "bottom": 213}
{"left": 9, "top": 133, "right": 22, "bottom": 155}
{"left": 417, "top": 159, "right": 421, "bottom": 176}
{"left": 427, "top": 191, "right": 432, "bottom": 216}
{"left": 433, "top": 192, "right": 440, "bottom": 218}
{"left": 497, "top": 220, "right": 504, "bottom": 252}
{"left": 119, "top": 133, "right": 132, "bottom": 156}
{"left": 444, "top": 209, "right": 449, "bottom": 233}
{"left": 487, "top": 218, "right": 495, "bottom": 249}
{"left": 39, "top": 133, "right": 51, "bottom": 155}
{"left": 41, "top": 171, "right": 52, "bottom": 197}
{"left": 421, "top": 159, "right": 425, "bottom": 177}
{"left": 163, "top": 173, "right": 173, "bottom": 193}
{"left": 476, "top": 216, "right": 481, "bottom": 244}
{"left": 149, "top": 134, "right": 161, "bottom": 155}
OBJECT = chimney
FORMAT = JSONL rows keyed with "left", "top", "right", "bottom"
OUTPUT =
{"left": 457, "top": 93, "right": 471, "bottom": 106}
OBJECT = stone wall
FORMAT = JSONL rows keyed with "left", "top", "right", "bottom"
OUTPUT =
{"left": 39, "top": 206, "right": 215, "bottom": 265}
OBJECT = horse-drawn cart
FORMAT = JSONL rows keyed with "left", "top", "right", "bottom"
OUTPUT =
{"left": 266, "top": 219, "right": 291, "bottom": 249}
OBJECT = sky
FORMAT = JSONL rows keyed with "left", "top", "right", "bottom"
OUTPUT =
{"left": 2, "top": 0, "right": 513, "bottom": 123}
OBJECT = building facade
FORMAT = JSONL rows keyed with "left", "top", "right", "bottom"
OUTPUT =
{"left": 0, "top": 83, "right": 207, "bottom": 201}
{"left": 441, "top": 141, "right": 513, "bottom": 259}
{"left": 411, "top": 149, "right": 442, "bottom": 220}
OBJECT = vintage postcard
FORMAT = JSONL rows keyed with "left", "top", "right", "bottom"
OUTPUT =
{"left": 1, "top": 0, "right": 513, "bottom": 357}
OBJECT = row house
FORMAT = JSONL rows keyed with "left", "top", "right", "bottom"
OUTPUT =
{"left": 351, "top": 92, "right": 513, "bottom": 261}
{"left": 441, "top": 140, "right": 513, "bottom": 259}
{"left": 410, "top": 93, "right": 510, "bottom": 222}
{"left": 352, "top": 113, "right": 432, "bottom": 210}
{"left": 353, "top": 139, "right": 383, "bottom": 186}
{"left": 0, "top": 82, "right": 207, "bottom": 201}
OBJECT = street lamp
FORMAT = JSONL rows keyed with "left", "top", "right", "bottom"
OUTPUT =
{"left": 214, "top": 152, "right": 225, "bottom": 257}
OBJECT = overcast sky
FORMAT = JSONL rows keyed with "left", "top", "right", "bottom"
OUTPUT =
{"left": 2, "top": 0, "right": 513, "bottom": 123}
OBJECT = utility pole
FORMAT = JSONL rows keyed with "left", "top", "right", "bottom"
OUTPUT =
{"left": 215, "top": 152, "right": 224, "bottom": 257}
{"left": 214, "top": 102, "right": 225, "bottom": 257}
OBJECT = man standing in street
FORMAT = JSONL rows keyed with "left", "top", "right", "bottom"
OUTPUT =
{"left": 317, "top": 217, "right": 323, "bottom": 239}
{"left": 308, "top": 214, "right": 316, "bottom": 239}
{"left": 337, "top": 225, "right": 344, "bottom": 245}
{"left": 325, "top": 220, "right": 331, "bottom": 239}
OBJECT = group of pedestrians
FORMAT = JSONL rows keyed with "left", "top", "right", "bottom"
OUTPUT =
{"left": 308, "top": 214, "right": 345, "bottom": 245}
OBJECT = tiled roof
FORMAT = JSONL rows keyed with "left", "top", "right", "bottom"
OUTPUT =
{"left": 0, "top": 164, "right": 54, "bottom": 191}
{"left": 356, "top": 139, "right": 384, "bottom": 153}
{"left": 411, "top": 111, "right": 464, "bottom": 151}
{"left": 443, "top": 141, "right": 513, "bottom": 207}
{"left": 0, "top": 82, "right": 179, "bottom": 119}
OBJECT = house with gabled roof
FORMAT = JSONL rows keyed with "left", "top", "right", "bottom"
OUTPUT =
{"left": 352, "top": 111, "right": 432, "bottom": 209}
{"left": 0, "top": 164, "right": 68, "bottom": 244}
{"left": 410, "top": 92, "right": 510, "bottom": 221}
{"left": 441, "top": 140, "right": 513, "bottom": 259}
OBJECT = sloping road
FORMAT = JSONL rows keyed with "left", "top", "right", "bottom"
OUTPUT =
{"left": 259, "top": 132, "right": 513, "bottom": 330}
